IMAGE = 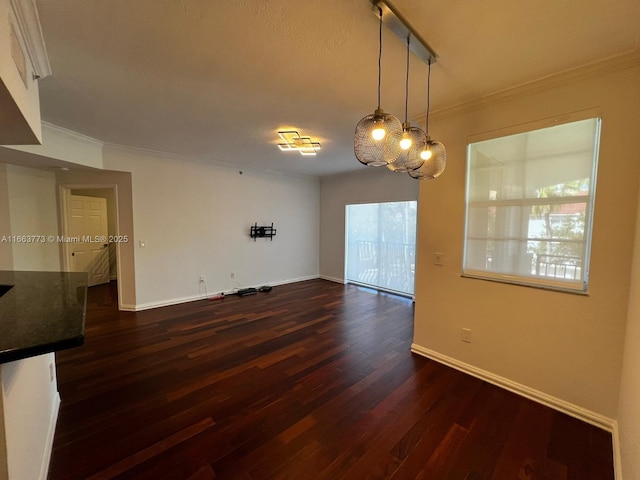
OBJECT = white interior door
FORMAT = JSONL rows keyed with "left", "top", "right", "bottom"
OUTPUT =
{"left": 67, "top": 194, "right": 109, "bottom": 286}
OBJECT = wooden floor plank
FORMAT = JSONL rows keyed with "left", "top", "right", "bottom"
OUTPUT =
{"left": 86, "top": 417, "right": 215, "bottom": 480}
{"left": 48, "top": 279, "right": 613, "bottom": 479}
{"left": 489, "top": 400, "right": 555, "bottom": 480}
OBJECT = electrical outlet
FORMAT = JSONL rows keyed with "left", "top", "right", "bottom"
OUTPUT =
{"left": 461, "top": 328, "right": 472, "bottom": 343}
{"left": 199, "top": 275, "right": 205, "bottom": 282}
{"left": 434, "top": 252, "right": 444, "bottom": 266}
{"left": 230, "top": 272, "right": 235, "bottom": 279}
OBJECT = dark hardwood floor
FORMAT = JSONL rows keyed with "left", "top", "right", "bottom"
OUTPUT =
{"left": 48, "top": 279, "right": 613, "bottom": 479}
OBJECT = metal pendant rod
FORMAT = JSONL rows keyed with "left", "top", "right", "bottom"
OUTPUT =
{"left": 371, "top": 0, "right": 437, "bottom": 65}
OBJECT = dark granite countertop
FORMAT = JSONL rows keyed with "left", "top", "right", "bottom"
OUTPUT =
{"left": 0, "top": 271, "right": 88, "bottom": 364}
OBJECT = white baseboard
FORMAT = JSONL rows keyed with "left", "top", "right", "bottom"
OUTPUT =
{"left": 612, "top": 421, "right": 623, "bottom": 480}
{"left": 410, "top": 343, "right": 616, "bottom": 433}
{"left": 319, "top": 275, "right": 345, "bottom": 284}
{"left": 132, "top": 293, "right": 205, "bottom": 311}
{"left": 412, "top": 345, "right": 623, "bottom": 480}
{"left": 269, "top": 275, "right": 320, "bottom": 287}
{"left": 127, "top": 275, "right": 322, "bottom": 311}
{"left": 40, "top": 392, "right": 60, "bottom": 480}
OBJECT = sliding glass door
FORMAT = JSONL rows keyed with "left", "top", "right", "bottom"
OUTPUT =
{"left": 345, "top": 201, "right": 417, "bottom": 296}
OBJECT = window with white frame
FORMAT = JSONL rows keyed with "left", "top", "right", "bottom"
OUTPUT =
{"left": 463, "top": 117, "right": 601, "bottom": 292}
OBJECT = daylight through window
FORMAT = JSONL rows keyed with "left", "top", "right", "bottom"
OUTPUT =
{"left": 463, "top": 117, "right": 601, "bottom": 291}
{"left": 346, "top": 201, "right": 417, "bottom": 296}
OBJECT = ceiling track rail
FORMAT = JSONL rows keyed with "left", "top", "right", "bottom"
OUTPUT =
{"left": 371, "top": 0, "right": 438, "bottom": 65}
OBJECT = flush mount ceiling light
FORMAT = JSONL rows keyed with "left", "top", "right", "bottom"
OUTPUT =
{"left": 277, "top": 130, "right": 321, "bottom": 156}
{"left": 354, "top": 0, "right": 445, "bottom": 181}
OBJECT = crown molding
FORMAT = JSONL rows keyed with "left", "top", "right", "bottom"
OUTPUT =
{"left": 415, "top": 50, "right": 640, "bottom": 124}
{"left": 41, "top": 121, "right": 104, "bottom": 148}
{"left": 10, "top": 0, "right": 52, "bottom": 78}
{"left": 40, "top": 122, "right": 317, "bottom": 180}
{"left": 105, "top": 143, "right": 318, "bottom": 181}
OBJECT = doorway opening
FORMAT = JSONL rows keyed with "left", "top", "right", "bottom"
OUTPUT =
{"left": 345, "top": 201, "right": 417, "bottom": 296}
{"left": 60, "top": 186, "right": 120, "bottom": 301}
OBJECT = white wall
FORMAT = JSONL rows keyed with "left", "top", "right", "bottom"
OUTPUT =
{"left": 5, "top": 164, "right": 60, "bottom": 271}
{"left": 0, "top": 354, "right": 58, "bottom": 480}
{"left": 103, "top": 146, "right": 320, "bottom": 309}
{"left": 0, "top": 164, "right": 60, "bottom": 480}
{"left": 618, "top": 179, "right": 640, "bottom": 479}
{"left": 319, "top": 167, "right": 419, "bottom": 282}
{"left": 6, "top": 123, "right": 104, "bottom": 169}
{"left": 412, "top": 60, "right": 640, "bottom": 420}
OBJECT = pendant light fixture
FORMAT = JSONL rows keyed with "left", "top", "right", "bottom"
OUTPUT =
{"left": 354, "top": 0, "right": 444, "bottom": 180}
{"left": 409, "top": 59, "right": 447, "bottom": 179}
{"left": 354, "top": 7, "right": 402, "bottom": 167}
{"left": 386, "top": 34, "right": 426, "bottom": 173}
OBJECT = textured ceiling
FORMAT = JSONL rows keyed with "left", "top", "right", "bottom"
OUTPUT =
{"left": 34, "top": 0, "right": 640, "bottom": 177}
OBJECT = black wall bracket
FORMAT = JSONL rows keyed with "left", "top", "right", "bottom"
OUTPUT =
{"left": 250, "top": 223, "right": 276, "bottom": 241}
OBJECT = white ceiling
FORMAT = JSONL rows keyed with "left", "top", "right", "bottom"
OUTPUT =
{"left": 34, "top": 0, "right": 640, "bottom": 177}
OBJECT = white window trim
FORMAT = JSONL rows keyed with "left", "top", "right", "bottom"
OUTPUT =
{"left": 462, "top": 110, "right": 601, "bottom": 293}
